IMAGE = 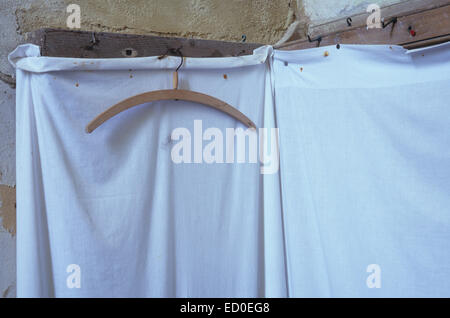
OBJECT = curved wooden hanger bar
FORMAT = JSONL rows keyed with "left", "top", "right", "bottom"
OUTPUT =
{"left": 86, "top": 89, "right": 256, "bottom": 133}
{"left": 86, "top": 62, "right": 256, "bottom": 133}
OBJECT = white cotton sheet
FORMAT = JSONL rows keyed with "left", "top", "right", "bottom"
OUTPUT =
{"left": 11, "top": 41, "right": 450, "bottom": 297}
{"left": 12, "top": 44, "right": 281, "bottom": 297}
{"left": 272, "top": 42, "right": 450, "bottom": 297}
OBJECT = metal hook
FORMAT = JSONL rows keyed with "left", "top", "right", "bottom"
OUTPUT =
{"left": 382, "top": 17, "right": 397, "bottom": 29}
{"left": 83, "top": 32, "right": 98, "bottom": 51}
{"left": 307, "top": 34, "right": 322, "bottom": 47}
{"left": 346, "top": 17, "right": 352, "bottom": 27}
{"left": 173, "top": 53, "right": 185, "bottom": 90}
{"left": 91, "top": 32, "right": 97, "bottom": 44}
{"left": 176, "top": 55, "right": 184, "bottom": 72}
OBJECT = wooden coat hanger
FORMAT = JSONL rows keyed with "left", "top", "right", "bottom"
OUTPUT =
{"left": 85, "top": 56, "right": 256, "bottom": 133}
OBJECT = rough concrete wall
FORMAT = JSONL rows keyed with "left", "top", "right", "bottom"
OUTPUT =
{"left": 15, "top": 0, "right": 300, "bottom": 44}
{"left": 0, "top": 0, "right": 407, "bottom": 298}
{"left": 0, "top": 0, "right": 19, "bottom": 298}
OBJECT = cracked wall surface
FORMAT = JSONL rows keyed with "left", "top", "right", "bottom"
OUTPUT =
{"left": 0, "top": 0, "right": 406, "bottom": 298}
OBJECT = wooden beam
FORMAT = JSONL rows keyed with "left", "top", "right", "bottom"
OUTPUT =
{"left": 25, "top": 2, "right": 450, "bottom": 58}
{"left": 308, "top": 0, "right": 450, "bottom": 39}
{"left": 276, "top": 3, "right": 450, "bottom": 50}
{"left": 27, "top": 28, "right": 263, "bottom": 58}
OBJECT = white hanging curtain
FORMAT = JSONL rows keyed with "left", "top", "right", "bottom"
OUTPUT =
{"left": 10, "top": 41, "right": 450, "bottom": 297}
{"left": 272, "top": 42, "right": 450, "bottom": 297}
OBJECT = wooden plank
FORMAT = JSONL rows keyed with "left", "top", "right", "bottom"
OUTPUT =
{"left": 308, "top": 0, "right": 450, "bottom": 39}
{"left": 276, "top": 4, "right": 450, "bottom": 51}
{"left": 403, "top": 34, "right": 450, "bottom": 49}
{"left": 27, "top": 28, "right": 263, "bottom": 58}
{"left": 26, "top": 3, "right": 450, "bottom": 58}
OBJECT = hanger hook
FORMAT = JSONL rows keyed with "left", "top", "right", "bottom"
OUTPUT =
{"left": 173, "top": 54, "right": 185, "bottom": 90}
{"left": 176, "top": 54, "right": 184, "bottom": 72}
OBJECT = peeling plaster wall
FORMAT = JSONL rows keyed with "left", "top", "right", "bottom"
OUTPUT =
{"left": 0, "top": 0, "right": 407, "bottom": 298}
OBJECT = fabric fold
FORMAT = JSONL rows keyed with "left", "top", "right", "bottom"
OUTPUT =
{"left": 9, "top": 43, "right": 273, "bottom": 73}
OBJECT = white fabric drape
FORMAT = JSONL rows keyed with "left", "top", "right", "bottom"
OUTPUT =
{"left": 272, "top": 43, "right": 450, "bottom": 297}
{"left": 10, "top": 42, "right": 450, "bottom": 297}
{"left": 11, "top": 44, "right": 282, "bottom": 297}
